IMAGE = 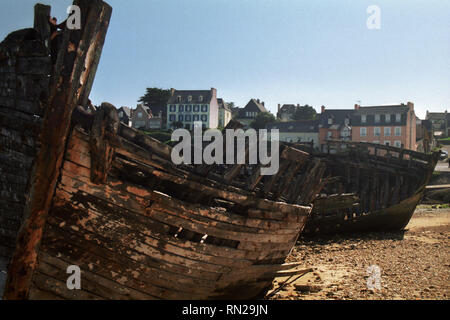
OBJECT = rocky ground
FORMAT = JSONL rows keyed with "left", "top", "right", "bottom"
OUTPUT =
{"left": 269, "top": 207, "right": 450, "bottom": 300}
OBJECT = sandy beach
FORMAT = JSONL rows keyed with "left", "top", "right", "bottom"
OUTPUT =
{"left": 270, "top": 207, "right": 450, "bottom": 300}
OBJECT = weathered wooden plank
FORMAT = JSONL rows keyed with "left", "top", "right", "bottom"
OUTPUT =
{"left": 32, "top": 272, "right": 102, "bottom": 300}
{"left": 38, "top": 253, "right": 157, "bottom": 300}
{"left": 3, "top": 0, "right": 113, "bottom": 299}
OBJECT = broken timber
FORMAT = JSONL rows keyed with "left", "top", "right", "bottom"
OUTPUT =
{"left": 3, "top": 0, "right": 112, "bottom": 299}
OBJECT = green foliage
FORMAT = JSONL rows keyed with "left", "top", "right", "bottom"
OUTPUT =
{"left": 291, "top": 105, "right": 317, "bottom": 121}
{"left": 250, "top": 112, "right": 276, "bottom": 129}
{"left": 138, "top": 88, "right": 171, "bottom": 108}
{"left": 142, "top": 130, "right": 172, "bottom": 143}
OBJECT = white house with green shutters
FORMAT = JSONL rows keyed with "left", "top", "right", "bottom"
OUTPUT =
{"left": 166, "top": 88, "right": 219, "bottom": 130}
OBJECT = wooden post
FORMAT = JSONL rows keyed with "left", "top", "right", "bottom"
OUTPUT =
{"left": 33, "top": 4, "right": 51, "bottom": 50}
{"left": 3, "top": 0, "right": 112, "bottom": 300}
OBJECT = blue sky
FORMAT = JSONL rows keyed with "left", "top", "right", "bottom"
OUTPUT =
{"left": 1, "top": 0, "right": 449, "bottom": 119}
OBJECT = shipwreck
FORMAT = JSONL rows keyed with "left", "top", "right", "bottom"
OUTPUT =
{"left": 301, "top": 140, "right": 439, "bottom": 234}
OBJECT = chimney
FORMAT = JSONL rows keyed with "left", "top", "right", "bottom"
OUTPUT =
{"left": 262, "top": 101, "right": 265, "bottom": 107}
{"left": 256, "top": 99, "right": 260, "bottom": 104}
{"left": 354, "top": 104, "right": 360, "bottom": 110}
{"left": 297, "top": 104, "right": 300, "bottom": 107}
{"left": 211, "top": 87, "right": 217, "bottom": 98}
{"left": 170, "top": 88, "right": 175, "bottom": 96}
{"left": 321, "top": 105, "right": 326, "bottom": 113}
{"left": 407, "top": 101, "right": 414, "bottom": 111}
{"left": 278, "top": 104, "right": 281, "bottom": 113}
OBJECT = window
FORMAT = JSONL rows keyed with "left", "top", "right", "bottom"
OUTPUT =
{"left": 395, "top": 127, "right": 401, "bottom": 136}
{"left": 177, "top": 96, "right": 182, "bottom": 103}
{"left": 375, "top": 114, "right": 380, "bottom": 123}
{"left": 179, "top": 105, "right": 184, "bottom": 112}
{"left": 394, "top": 140, "right": 402, "bottom": 148}
{"left": 385, "top": 114, "right": 391, "bottom": 123}
{"left": 185, "top": 115, "right": 191, "bottom": 121}
{"left": 199, "top": 95, "right": 203, "bottom": 102}
{"left": 361, "top": 115, "right": 366, "bottom": 123}
{"left": 374, "top": 127, "right": 380, "bottom": 136}
{"left": 193, "top": 105, "right": 200, "bottom": 112}
{"left": 193, "top": 114, "right": 199, "bottom": 121}
{"left": 169, "top": 105, "right": 176, "bottom": 112}
{"left": 119, "top": 111, "right": 123, "bottom": 118}
{"left": 384, "top": 127, "right": 391, "bottom": 136}
{"left": 138, "top": 112, "right": 143, "bottom": 118}
{"left": 185, "top": 105, "right": 192, "bottom": 112}
{"left": 384, "top": 141, "right": 390, "bottom": 146}
{"left": 201, "top": 114, "right": 207, "bottom": 122}
{"left": 169, "top": 115, "right": 175, "bottom": 121}
{"left": 178, "top": 115, "right": 183, "bottom": 121}
{"left": 328, "top": 118, "right": 333, "bottom": 125}
{"left": 360, "top": 127, "right": 367, "bottom": 136}
{"left": 396, "top": 113, "right": 401, "bottom": 122}
{"left": 327, "top": 131, "right": 332, "bottom": 139}
{"left": 201, "top": 105, "right": 208, "bottom": 112}
{"left": 188, "top": 96, "right": 192, "bottom": 102}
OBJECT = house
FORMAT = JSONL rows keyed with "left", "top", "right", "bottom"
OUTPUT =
{"left": 217, "top": 98, "right": 232, "bottom": 128}
{"left": 131, "top": 104, "right": 153, "bottom": 130}
{"left": 416, "top": 119, "right": 433, "bottom": 153}
{"left": 266, "top": 120, "right": 319, "bottom": 148}
{"left": 166, "top": 88, "right": 219, "bottom": 130}
{"left": 318, "top": 106, "right": 354, "bottom": 152}
{"left": 351, "top": 102, "right": 417, "bottom": 150}
{"left": 117, "top": 106, "right": 132, "bottom": 126}
{"left": 426, "top": 110, "right": 448, "bottom": 137}
{"left": 235, "top": 99, "right": 268, "bottom": 128}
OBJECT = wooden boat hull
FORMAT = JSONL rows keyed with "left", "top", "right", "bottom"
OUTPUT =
{"left": 301, "top": 141, "right": 439, "bottom": 235}
{"left": 304, "top": 192, "right": 423, "bottom": 234}
{"left": 26, "top": 128, "right": 311, "bottom": 300}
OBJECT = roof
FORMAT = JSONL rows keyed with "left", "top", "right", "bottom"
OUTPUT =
{"left": 426, "top": 111, "right": 448, "bottom": 121}
{"left": 217, "top": 98, "right": 231, "bottom": 111}
{"left": 118, "top": 106, "right": 131, "bottom": 117}
{"left": 237, "top": 99, "right": 268, "bottom": 118}
{"left": 355, "top": 105, "right": 410, "bottom": 115}
{"left": 266, "top": 120, "right": 319, "bottom": 133}
{"left": 319, "top": 109, "right": 355, "bottom": 128}
{"left": 167, "top": 90, "right": 213, "bottom": 104}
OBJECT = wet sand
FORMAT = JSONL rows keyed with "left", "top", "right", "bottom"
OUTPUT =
{"left": 269, "top": 208, "right": 450, "bottom": 300}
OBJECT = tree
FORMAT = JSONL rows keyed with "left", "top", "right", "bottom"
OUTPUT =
{"left": 250, "top": 112, "right": 276, "bottom": 130}
{"left": 138, "top": 88, "right": 171, "bottom": 108}
{"left": 292, "top": 105, "right": 317, "bottom": 121}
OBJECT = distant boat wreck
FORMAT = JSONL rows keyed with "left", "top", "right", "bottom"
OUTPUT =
{"left": 299, "top": 140, "right": 439, "bottom": 235}
{"left": 0, "top": 0, "right": 438, "bottom": 301}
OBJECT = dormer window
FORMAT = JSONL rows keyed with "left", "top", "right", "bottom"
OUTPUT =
{"left": 188, "top": 96, "right": 192, "bottom": 102}
{"left": 375, "top": 114, "right": 380, "bottom": 123}
{"left": 385, "top": 114, "right": 391, "bottom": 123}
{"left": 177, "top": 96, "right": 182, "bottom": 103}
{"left": 138, "top": 112, "right": 143, "bottom": 118}
{"left": 199, "top": 95, "right": 203, "bottom": 102}
{"left": 328, "top": 118, "right": 333, "bottom": 125}
{"left": 396, "top": 113, "right": 401, "bottom": 122}
{"left": 361, "top": 115, "right": 366, "bottom": 123}
{"left": 119, "top": 111, "right": 123, "bottom": 118}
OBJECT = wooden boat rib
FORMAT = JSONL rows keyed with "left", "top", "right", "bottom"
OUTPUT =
{"left": 0, "top": 0, "right": 324, "bottom": 300}
{"left": 300, "top": 140, "right": 439, "bottom": 234}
